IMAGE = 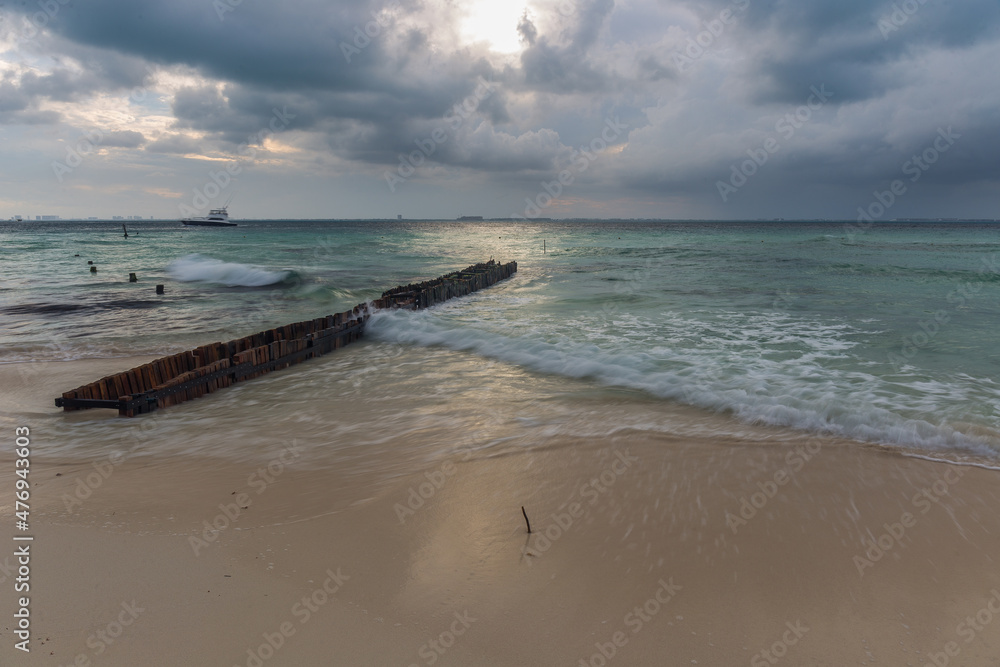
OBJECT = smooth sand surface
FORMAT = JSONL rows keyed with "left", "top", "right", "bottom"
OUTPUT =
{"left": 2, "top": 360, "right": 1000, "bottom": 666}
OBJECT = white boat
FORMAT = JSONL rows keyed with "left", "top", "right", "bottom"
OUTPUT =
{"left": 181, "top": 206, "right": 237, "bottom": 227}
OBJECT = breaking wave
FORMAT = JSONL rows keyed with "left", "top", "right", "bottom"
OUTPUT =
{"left": 166, "top": 254, "right": 295, "bottom": 287}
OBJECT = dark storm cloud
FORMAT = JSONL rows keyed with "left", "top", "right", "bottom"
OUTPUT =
{"left": 584, "top": 0, "right": 1000, "bottom": 214}
{"left": 1, "top": 0, "right": 519, "bottom": 166}
{"left": 5, "top": 0, "right": 503, "bottom": 120}
{"left": 11, "top": 0, "right": 375, "bottom": 91}
{"left": 517, "top": 0, "right": 618, "bottom": 93}
{"left": 636, "top": 55, "right": 675, "bottom": 82}
{"left": 9, "top": 35, "right": 150, "bottom": 98}
{"left": 2, "top": 0, "right": 998, "bottom": 218}
{"left": 102, "top": 130, "right": 145, "bottom": 148}
{"left": 16, "top": 67, "right": 104, "bottom": 102}
{"left": 3, "top": 0, "right": 616, "bottom": 169}
{"left": 719, "top": 0, "right": 1000, "bottom": 104}
{"left": 519, "top": 40, "right": 612, "bottom": 93}
{"left": 0, "top": 31, "right": 152, "bottom": 126}
{"left": 517, "top": 11, "right": 538, "bottom": 46}
{"left": 0, "top": 73, "right": 61, "bottom": 123}
{"left": 0, "top": 77, "right": 30, "bottom": 112}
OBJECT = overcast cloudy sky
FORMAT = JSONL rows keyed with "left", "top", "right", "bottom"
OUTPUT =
{"left": 1, "top": 0, "right": 998, "bottom": 220}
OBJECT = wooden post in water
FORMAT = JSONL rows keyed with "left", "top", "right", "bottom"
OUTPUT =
{"left": 55, "top": 260, "right": 518, "bottom": 416}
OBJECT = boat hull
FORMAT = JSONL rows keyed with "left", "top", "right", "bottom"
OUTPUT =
{"left": 181, "top": 220, "right": 238, "bottom": 227}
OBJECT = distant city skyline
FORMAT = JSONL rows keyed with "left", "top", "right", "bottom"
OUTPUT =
{"left": 1, "top": 1, "right": 998, "bottom": 221}
{"left": 10, "top": 215, "right": 999, "bottom": 224}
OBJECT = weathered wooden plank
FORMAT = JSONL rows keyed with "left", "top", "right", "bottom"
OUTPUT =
{"left": 56, "top": 261, "right": 517, "bottom": 414}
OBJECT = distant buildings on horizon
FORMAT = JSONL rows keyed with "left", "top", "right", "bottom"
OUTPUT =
{"left": 4, "top": 214, "right": 999, "bottom": 223}
{"left": 10, "top": 215, "right": 156, "bottom": 220}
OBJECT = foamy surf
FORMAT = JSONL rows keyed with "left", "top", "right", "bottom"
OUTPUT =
{"left": 166, "top": 253, "right": 293, "bottom": 287}
{"left": 365, "top": 307, "right": 1000, "bottom": 458}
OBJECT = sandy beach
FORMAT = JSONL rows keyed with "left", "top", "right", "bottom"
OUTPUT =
{"left": 3, "top": 359, "right": 1000, "bottom": 666}
{"left": 4, "top": 0, "right": 999, "bottom": 658}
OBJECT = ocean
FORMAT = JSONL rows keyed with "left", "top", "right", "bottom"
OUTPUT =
{"left": 2, "top": 219, "right": 999, "bottom": 467}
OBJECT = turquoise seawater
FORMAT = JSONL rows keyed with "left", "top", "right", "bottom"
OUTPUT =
{"left": 2, "top": 219, "right": 999, "bottom": 460}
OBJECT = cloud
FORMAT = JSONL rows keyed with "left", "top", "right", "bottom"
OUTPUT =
{"left": 445, "top": 122, "right": 566, "bottom": 172}
{"left": 516, "top": 0, "right": 619, "bottom": 94}
{"left": 0, "top": 72, "right": 62, "bottom": 124}
{"left": 144, "top": 133, "right": 203, "bottom": 154}
{"left": 103, "top": 130, "right": 145, "bottom": 148}
{"left": 0, "top": 108, "right": 61, "bottom": 124}
{"left": 0, "top": 0, "right": 998, "bottom": 219}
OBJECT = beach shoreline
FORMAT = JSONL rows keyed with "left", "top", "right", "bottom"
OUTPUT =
{"left": 4, "top": 416, "right": 1000, "bottom": 665}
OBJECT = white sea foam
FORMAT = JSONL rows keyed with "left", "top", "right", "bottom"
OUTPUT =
{"left": 166, "top": 253, "right": 290, "bottom": 287}
{"left": 365, "top": 308, "right": 1000, "bottom": 457}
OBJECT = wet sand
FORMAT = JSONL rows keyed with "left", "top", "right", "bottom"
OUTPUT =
{"left": 2, "top": 361, "right": 1000, "bottom": 666}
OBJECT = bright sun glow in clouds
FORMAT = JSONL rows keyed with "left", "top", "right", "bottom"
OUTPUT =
{"left": 460, "top": 1, "right": 527, "bottom": 53}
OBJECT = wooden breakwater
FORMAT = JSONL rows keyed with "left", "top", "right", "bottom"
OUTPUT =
{"left": 55, "top": 260, "right": 517, "bottom": 416}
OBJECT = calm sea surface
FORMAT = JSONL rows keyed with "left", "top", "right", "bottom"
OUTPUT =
{"left": 2, "top": 219, "right": 999, "bottom": 464}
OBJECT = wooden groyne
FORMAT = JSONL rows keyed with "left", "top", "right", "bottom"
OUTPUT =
{"left": 55, "top": 260, "right": 517, "bottom": 416}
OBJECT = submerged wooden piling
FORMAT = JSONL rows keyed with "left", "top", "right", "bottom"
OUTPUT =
{"left": 55, "top": 259, "right": 517, "bottom": 416}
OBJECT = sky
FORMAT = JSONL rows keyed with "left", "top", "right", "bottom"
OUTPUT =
{"left": 0, "top": 0, "right": 998, "bottom": 221}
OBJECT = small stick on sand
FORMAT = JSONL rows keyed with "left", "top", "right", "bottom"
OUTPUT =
{"left": 521, "top": 506, "right": 532, "bottom": 534}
